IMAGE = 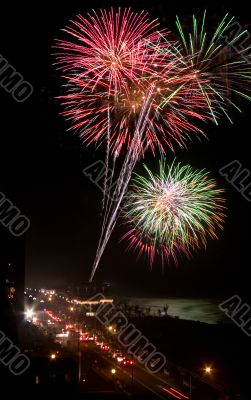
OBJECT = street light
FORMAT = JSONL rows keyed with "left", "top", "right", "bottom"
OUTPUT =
{"left": 25, "top": 308, "right": 34, "bottom": 321}
{"left": 50, "top": 353, "right": 56, "bottom": 360}
{"left": 204, "top": 366, "right": 212, "bottom": 374}
{"left": 111, "top": 368, "right": 116, "bottom": 375}
{"left": 189, "top": 365, "right": 213, "bottom": 399}
{"left": 77, "top": 322, "right": 82, "bottom": 383}
{"left": 130, "top": 362, "right": 134, "bottom": 399}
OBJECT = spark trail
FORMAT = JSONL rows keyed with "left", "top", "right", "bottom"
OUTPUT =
{"left": 89, "top": 85, "right": 155, "bottom": 281}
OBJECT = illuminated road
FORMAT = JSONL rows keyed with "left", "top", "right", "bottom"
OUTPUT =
{"left": 27, "top": 289, "right": 219, "bottom": 400}
{"left": 82, "top": 344, "right": 192, "bottom": 400}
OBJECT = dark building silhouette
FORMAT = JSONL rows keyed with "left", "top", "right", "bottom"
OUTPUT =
{"left": 0, "top": 227, "right": 26, "bottom": 395}
{"left": 0, "top": 227, "right": 25, "bottom": 339}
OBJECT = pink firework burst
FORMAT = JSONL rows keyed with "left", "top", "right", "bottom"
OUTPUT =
{"left": 54, "top": 8, "right": 210, "bottom": 156}
{"left": 54, "top": 8, "right": 164, "bottom": 93}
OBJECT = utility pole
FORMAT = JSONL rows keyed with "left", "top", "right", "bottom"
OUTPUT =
{"left": 77, "top": 317, "right": 82, "bottom": 383}
{"left": 130, "top": 364, "right": 134, "bottom": 399}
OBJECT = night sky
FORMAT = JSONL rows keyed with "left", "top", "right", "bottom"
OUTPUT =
{"left": 0, "top": 0, "right": 250, "bottom": 300}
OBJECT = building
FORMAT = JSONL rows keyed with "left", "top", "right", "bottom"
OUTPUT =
{"left": 0, "top": 226, "right": 25, "bottom": 338}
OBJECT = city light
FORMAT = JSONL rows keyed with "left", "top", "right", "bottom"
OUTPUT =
{"left": 50, "top": 353, "right": 56, "bottom": 360}
{"left": 111, "top": 368, "right": 116, "bottom": 375}
{"left": 25, "top": 308, "right": 34, "bottom": 320}
{"left": 73, "top": 298, "right": 113, "bottom": 305}
{"left": 86, "top": 312, "right": 95, "bottom": 317}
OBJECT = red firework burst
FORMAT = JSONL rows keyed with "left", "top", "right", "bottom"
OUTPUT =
{"left": 54, "top": 8, "right": 164, "bottom": 93}
{"left": 55, "top": 8, "right": 210, "bottom": 156}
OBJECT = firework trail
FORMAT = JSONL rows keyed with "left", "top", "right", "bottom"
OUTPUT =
{"left": 90, "top": 84, "right": 155, "bottom": 282}
{"left": 174, "top": 11, "right": 251, "bottom": 123}
{"left": 122, "top": 159, "right": 226, "bottom": 266}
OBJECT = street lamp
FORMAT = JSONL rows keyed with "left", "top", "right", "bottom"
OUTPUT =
{"left": 189, "top": 365, "right": 213, "bottom": 399}
{"left": 130, "top": 362, "right": 134, "bottom": 399}
{"left": 204, "top": 366, "right": 212, "bottom": 374}
{"left": 50, "top": 353, "right": 56, "bottom": 360}
{"left": 25, "top": 308, "right": 34, "bottom": 321}
{"left": 77, "top": 322, "right": 82, "bottom": 383}
{"left": 111, "top": 368, "right": 116, "bottom": 375}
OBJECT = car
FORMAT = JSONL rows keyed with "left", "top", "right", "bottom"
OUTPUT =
{"left": 115, "top": 354, "right": 125, "bottom": 363}
{"left": 101, "top": 344, "right": 110, "bottom": 351}
{"left": 121, "top": 358, "right": 133, "bottom": 367}
{"left": 80, "top": 334, "right": 89, "bottom": 341}
{"left": 112, "top": 351, "right": 123, "bottom": 359}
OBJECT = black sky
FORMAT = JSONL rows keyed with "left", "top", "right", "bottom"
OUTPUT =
{"left": 0, "top": 0, "right": 250, "bottom": 300}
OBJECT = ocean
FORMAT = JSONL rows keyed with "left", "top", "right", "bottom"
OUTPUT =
{"left": 116, "top": 297, "right": 227, "bottom": 324}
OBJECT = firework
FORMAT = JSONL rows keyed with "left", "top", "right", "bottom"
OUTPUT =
{"left": 53, "top": 8, "right": 235, "bottom": 280}
{"left": 54, "top": 8, "right": 165, "bottom": 93}
{"left": 174, "top": 11, "right": 251, "bottom": 123}
{"left": 54, "top": 8, "right": 211, "bottom": 157}
{"left": 58, "top": 67, "right": 209, "bottom": 157}
{"left": 122, "top": 160, "right": 226, "bottom": 265}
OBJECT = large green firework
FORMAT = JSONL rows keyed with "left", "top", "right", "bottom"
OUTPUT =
{"left": 122, "top": 159, "right": 226, "bottom": 265}
{"left": 174, "top": 11, "right": 251, "bottom": 124}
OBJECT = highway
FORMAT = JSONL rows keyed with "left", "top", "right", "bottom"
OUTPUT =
{"left": 25, "top": 288, "right": 220, "bottom": 400}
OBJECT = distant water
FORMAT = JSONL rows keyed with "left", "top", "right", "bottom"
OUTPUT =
{"left": 117, "top": 297, "right": 226, "bottom": 325}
